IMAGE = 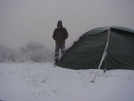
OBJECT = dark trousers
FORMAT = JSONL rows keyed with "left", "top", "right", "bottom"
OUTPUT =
{"left": 55, "top": 43, "right": 65, "bottom": 64}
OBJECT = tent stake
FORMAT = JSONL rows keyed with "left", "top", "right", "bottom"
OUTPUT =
{"left": 92, "top": 28, "right": 110, "bottom": 83}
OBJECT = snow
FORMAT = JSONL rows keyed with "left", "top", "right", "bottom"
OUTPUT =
{"left": 0, "top": 62, "right": 134, "bottom": 101}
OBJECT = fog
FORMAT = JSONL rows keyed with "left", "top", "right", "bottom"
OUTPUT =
{"left": 0, "top": 0, "right": 134, "bottom": 50}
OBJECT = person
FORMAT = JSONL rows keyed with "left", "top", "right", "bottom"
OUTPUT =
{"left": 52, "top": 20, "right": 68, "bottom": 64}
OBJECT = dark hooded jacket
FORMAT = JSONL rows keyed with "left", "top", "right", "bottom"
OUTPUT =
{"left": 53, "top": 27, "right": 68, "bottom": 44}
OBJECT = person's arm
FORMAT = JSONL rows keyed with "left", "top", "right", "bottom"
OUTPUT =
{"left": 64, "top": 28, "right": 68, "bottom": 39}
{"left": 52, "top": 29, "right": 56, "bottom": 40}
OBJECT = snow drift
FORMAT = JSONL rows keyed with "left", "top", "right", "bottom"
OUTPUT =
{"left": 0, "top": 63, "right": 134, "bottom": 101}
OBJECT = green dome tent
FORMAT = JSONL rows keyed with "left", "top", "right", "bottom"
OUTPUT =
{"left": 57, "top": 26, "right": 134, "bottom": 70}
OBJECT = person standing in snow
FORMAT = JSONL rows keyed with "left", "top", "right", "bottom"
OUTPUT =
{"left": 52, "top": 20, "right": 68, "bottom": 64}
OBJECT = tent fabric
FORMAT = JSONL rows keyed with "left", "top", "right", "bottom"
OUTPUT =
{"left": 57, "top": 26, "right": 134, "bottom": 70}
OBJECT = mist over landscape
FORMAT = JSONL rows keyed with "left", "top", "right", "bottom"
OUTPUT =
{"left": 0, "top": 0, "right": 134, "bottom": 50}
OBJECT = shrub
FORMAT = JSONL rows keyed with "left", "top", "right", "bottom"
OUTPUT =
{"left": 0, "top": 42, "right": 53, "bottom": 62}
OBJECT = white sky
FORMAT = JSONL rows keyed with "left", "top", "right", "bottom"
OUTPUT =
{"left": 0, "top": 0, "right": 134, "bottom": 49}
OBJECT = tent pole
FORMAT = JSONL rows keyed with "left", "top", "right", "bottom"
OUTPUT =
{"left": 92, "top": 28, "right": 111, "bottom": 82}
{"left": 104, "top": 55, "right": 107, "bottom": 73}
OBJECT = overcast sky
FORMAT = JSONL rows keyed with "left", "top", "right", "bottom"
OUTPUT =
{"left": 0, "top": 0, "right": 134, "bottom": 49}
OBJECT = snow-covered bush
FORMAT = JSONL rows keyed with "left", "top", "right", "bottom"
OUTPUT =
{"left": 0, "top": 42, "right": 53, "bottom": 63}
{"left": 19, "top": 41, "right": 52, "bottom": 62}
{"left": 0, "top": 44, "right": 16, "bottom": 62}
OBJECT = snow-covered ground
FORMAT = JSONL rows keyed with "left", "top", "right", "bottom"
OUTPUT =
{"left": 0, "top": 62, "right": 134, "bottom": 101}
